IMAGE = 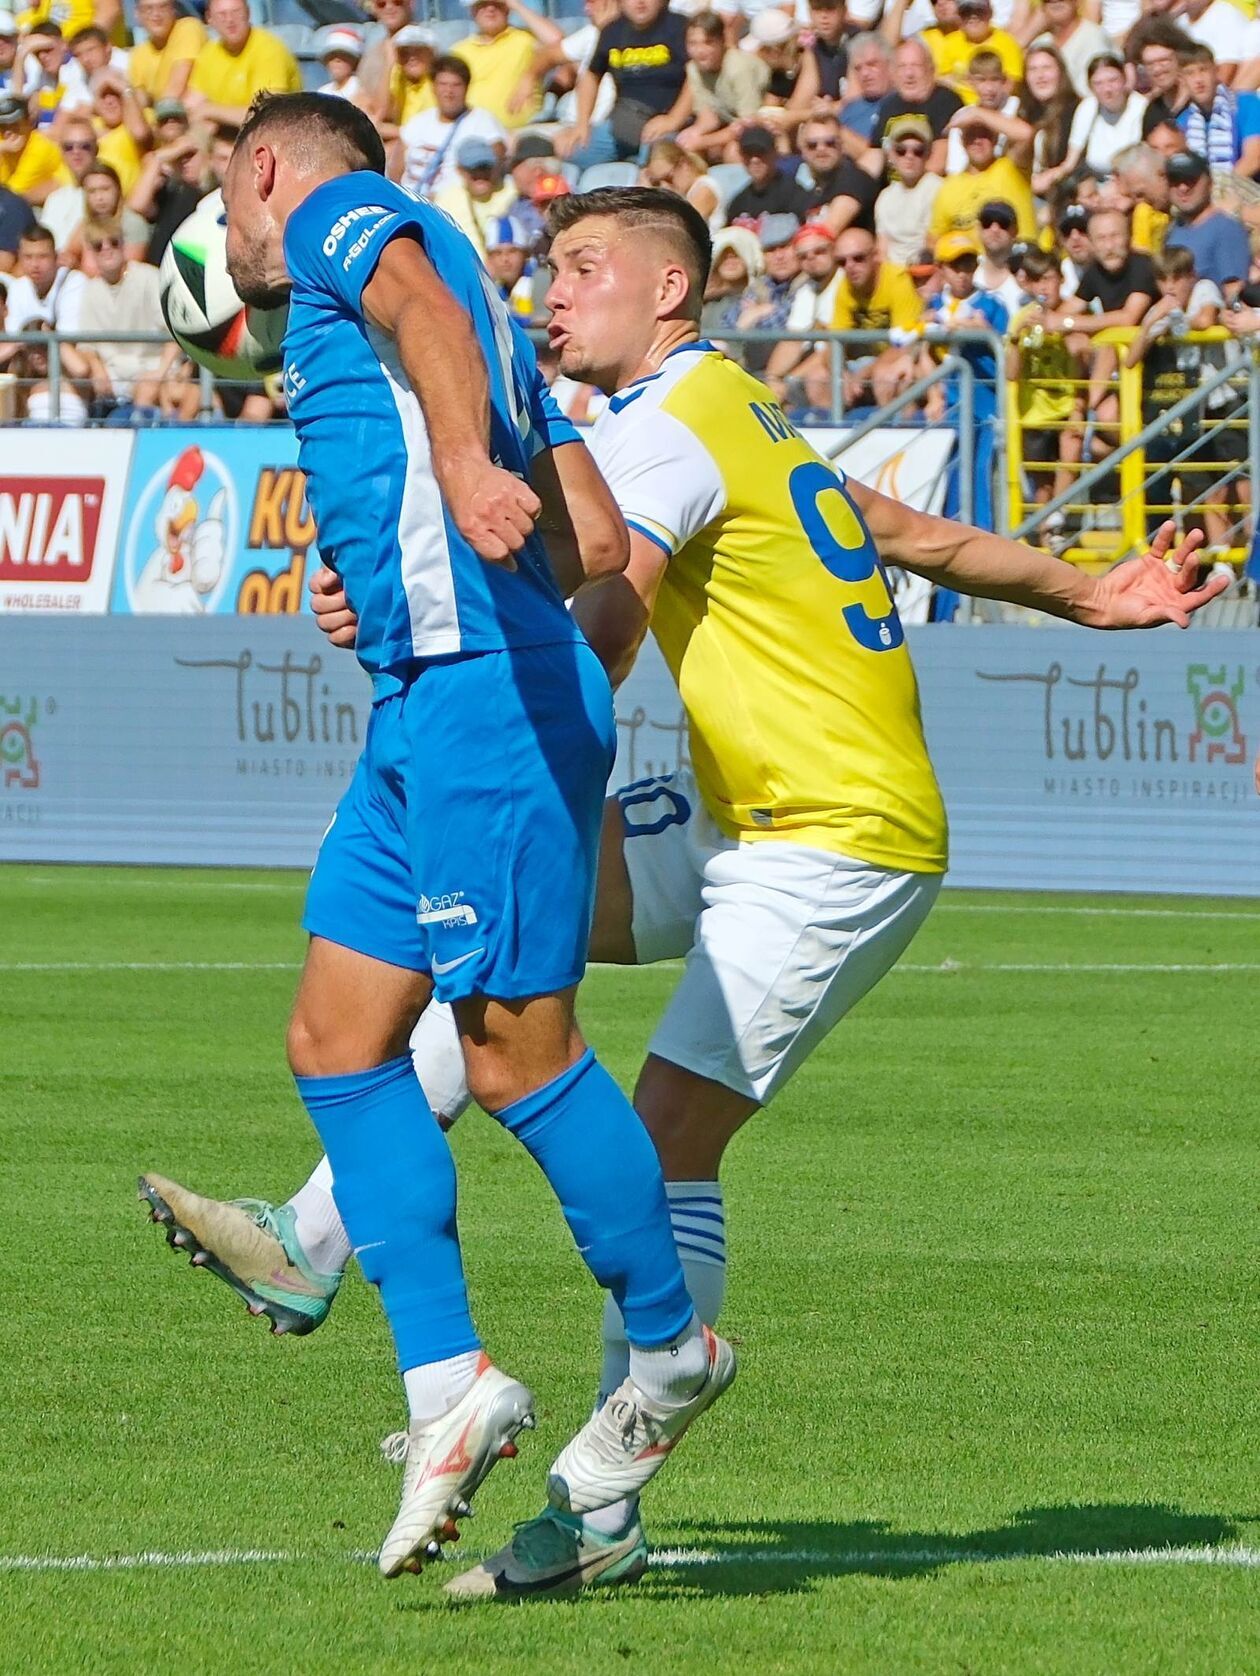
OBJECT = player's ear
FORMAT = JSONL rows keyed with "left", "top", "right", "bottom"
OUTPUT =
{"left": 252, "top": 142, "right": 278, "bottom": 201}
{"left": 659, "top": 260, "right": 690, "bottom": 320}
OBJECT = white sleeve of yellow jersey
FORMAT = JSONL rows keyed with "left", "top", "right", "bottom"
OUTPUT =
{"left": 589, "top": 399, "right": 727, "bottom": 557}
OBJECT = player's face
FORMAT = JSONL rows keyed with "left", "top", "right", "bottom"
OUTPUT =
{"left": 222, "top": 145, "right": 289, "bottom": 309}
{"left": 545, "top": 218, "right": 676, "bottom": 392}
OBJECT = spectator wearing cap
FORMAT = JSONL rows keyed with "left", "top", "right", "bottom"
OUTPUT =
{"left": 128, "top": 0, "right": 206, "bottom": 106}
{"left": 921, "top": 230, "right": 1006, "bottom": 523}
{"left": 77, "top": 213, "right": 166, "bottom": 418}
{"left": 869, "top": 39, "right": 963, "bottom": 174}
{"left": 376, "top": 25, "right": 439, "bottom": 136}
{"left": 1180, "top": 0, "right": 1260, "bottom": 84}
{"left": 764, "top": 221, "right": 842, "bottom": 415}
{"left": 701, "top": 223, "right": 762, "bottom": 336}
{"left": 186, "top": 0, "right": 301, "bottom": 132}
{"left": 974, "top": 198, "right": 1024, "bottom": 313}
{"left": 397, "top": 53, "right": 506, "bottom": 200}
{"left": 128, "top": 123, "right": 207, "bottom": 265}
{"left": 452, "top": 0, "right": 561, "bottom": 131}
{"left": 929, "top": 117, "right": 1035, "bottom": 239}
{"left": 1056, "top": 200, "right": 1091, "bottom": 288}
{"left": 5, "top": 222, "right": 84, "bottom": 328}
{"left": 739, "top": 10, "right": 803, "bottom": 125}
{"left": 1175, "top": 45, "right": 1240, "bottom": 170}
{"left": 789, "top": 0, "right": 850, "bottom": 124}
{"left": 1053, "top": 54, "right": 1147, "bottom": 181}
{"left": 875, "top": 113, "right": 942, "bottom": 264}
{"left": 434, "top": 135, "right": 518, "bottom": 252}
{"left": 829, "top": 225, "right": 923, "bottom": 407}
{"left": 835, "top": 33, "right": 892, "bottom": 148}
{"left": 727, "top": 123, "right": 812, "bottom": 221}
{"left": 37, "top": 116, "right": 96, "bottom": 249}
{"left": 483, "top": 213, "right": 537, "bottom": 317}
{"left": 1164, "top": 149, "right": 1249, "bottom": 296}
{"left": 944, "top": 49, "right": 1031, "bottom": 175}
{"left": 0, "top": 95, "right": 70, "bottom": 204}
{"left": 506, "top": 131, "right": 559, "bottom": 245}
{"left": 559, "top": 0, "right": 691, "bottom": 169}
{"left": 316, "top": 27, "right": 364, "bottom": 101}
{"left": 1026, "top": 0, "right": 1111, "bottom": 101}
{"left": 716, "top": 211, "right": 802, "bottom": 372}
{"left": 675, "top": 11, "right": 768, "bottom": 161}
{"left": 0, "top": 181, "right": 34, "bottom": 272}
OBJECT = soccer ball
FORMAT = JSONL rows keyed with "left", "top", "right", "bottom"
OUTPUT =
{"left": 159, "top": 191, "right": 287, "bottom": 381}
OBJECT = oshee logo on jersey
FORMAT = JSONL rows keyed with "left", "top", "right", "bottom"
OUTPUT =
{"left": 322, "top": 205, "right": 395, "bottom": 273}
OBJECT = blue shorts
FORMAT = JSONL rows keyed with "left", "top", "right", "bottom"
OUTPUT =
{"left": 304, "top": 640, "right": 615, "bottom": 1003}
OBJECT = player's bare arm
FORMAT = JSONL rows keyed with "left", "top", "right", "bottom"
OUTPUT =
{"left": 569, "top": 531, "right": 667, "bottom": 689}
{"left": 361, "top": 238, "right": 541, "bottom": 566}
{"left": 529, "top": 442, "right": 629, "bottom": 595}
{"left": 849, "top": 482, "right": 1229, "bottom": 630}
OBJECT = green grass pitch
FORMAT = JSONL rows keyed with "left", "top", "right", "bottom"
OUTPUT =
{"left": 1, "top": 864, "right": 1257, "bottom": 1675}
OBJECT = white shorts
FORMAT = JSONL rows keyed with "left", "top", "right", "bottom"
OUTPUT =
{"left": 617, "top": 771, "right": 943, "bottom": 1105}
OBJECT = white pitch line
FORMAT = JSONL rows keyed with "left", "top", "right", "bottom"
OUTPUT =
{"left": 898, "top": 961, "right": 1260, "bottom": 974}
{"left": 1, "top": 1544, "right": 1257, "bottom": 1577}
{"left": 0, "top": 961, "right": 299, "bottom": 972}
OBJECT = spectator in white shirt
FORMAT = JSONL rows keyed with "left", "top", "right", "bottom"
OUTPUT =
{"left": 1058, "top": 52, "right": 1147, "bottom": 180}
{"left": 316, "top": 26, "right": 364, "bottom": 101}
{"left": 76, "top": 214, "right": 166, "bottom": 414}
{"left": 974, "top": 196, "right": 1025, "bottom": 312}
{"left": 1026, "top": 0, "right": 1112, "bottom": 99}
{"left": 4, "top": 223, "right": 84, "bottom": 332}
{"left": 37, "top": 116, "right": 98, "bottom": 251}
{"left": 396, "top": 53, "right": 506, "bottom": 200}
{"left": 1181, "top": 0, "right": 1260, "bottom": 82}
{"left": 874, "top": 112, "right": 941, "bottom": 263}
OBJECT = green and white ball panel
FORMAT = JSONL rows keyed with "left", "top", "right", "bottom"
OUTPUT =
{"left": 159, "top": 190, "right": 287, "bottom": 383}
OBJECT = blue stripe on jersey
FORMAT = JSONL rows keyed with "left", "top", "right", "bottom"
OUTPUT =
{"left": 625, "top": 518, "right": 674, "bottom": 557}
{"left": 280, "top": 173, "right": 582, "bottom": 692}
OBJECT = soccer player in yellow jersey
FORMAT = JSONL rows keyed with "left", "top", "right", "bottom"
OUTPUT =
{"left": 140, "top": 186, "right": 1225, "bottom": 1598}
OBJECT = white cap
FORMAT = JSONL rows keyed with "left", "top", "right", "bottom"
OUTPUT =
{"left": 392, "top": 23, "right": 437, "bottom": 47}
{"left": 319, "top": 25, "right": 364, "bottom": 59}
{"left": 0, "top": 13, "right": 18, "bottom": 36}
{"left": 740, "top": 8, "right": 795, "bottom": 48}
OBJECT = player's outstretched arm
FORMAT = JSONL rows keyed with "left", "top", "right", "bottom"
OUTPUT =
{"left": 361, "top": 239, "right": 541, "bottom": 566}
{"left": 570, "top": 532, "right": 668, "bottom": 689}
{"left": 849, "top": 482, "right": 1229, "bottom": 630}
{"left": 530, "top": 442, "right": 629, "bottom": 597}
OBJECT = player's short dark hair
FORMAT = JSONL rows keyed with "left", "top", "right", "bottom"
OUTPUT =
{"left": 433, "top": 53, "right": 472, "bottom": 83}
{"left": 546, "top": 186, "right": 713, "bottom": 322}
{"left": 236, "top": 91, "right": 386, "bottom": 178}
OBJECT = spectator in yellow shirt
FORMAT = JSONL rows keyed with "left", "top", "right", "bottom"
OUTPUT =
{"left": 128, "top": 0, "right": 208, "bottom": 105}
{"left": 88, "top": 68, "right": 151, "bottom": 195}
{"left": 16, "top": 0, "right": 95, "bottom": 44}
{"left": 0, "top": 95, "right": 72, "bottom": 203}
{"left": 930, "top": 120, "right": 1036, "bottom": 238}
{"left": 933, "top": 0, "right": 1023, "bottom": 90}
{"left": 452, "top": 0, "right": 562, "bottom": 130}
{"left": 381, "top": 24, "right": 438, "bottom": 135}
{"left": 829, "top": 225, "right": 923, "bottom": 406}
{"left": 186, "top": 0, "right": 301, "bottom": 130}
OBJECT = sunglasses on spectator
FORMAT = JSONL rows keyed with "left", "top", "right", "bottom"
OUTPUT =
{"left": 802, "top": 137, "right": 840, "bottom": 149}
{"left": 980, "top": 213, "right": 1014, "bottom": 228}
{"left": 88, "top": 237, "right": 122, "bottom": 251}
{"left": 63, "top": 140, "right": 95, "bottom": 151}
{"left": 892, "top": 142, "right": 926, "bottom": 155}
{"left": 839, "top": 252, "right": 873, "bottom": 265}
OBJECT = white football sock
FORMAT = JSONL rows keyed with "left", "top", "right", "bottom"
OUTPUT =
{"left": 283, "top": 1003, "right": 472, "bottom": 1277}
{"left": 403, "top": 1349, "right": 482, "bottom": 1427}
{"left": 285, "top": 1156, "right": 352, "bottom": 1277}
{"left": 588, "top": 1181, "right": 727, "bottom": 1537}
{"left": 628, "top": 1311, "right": 708, "bottom": 1407}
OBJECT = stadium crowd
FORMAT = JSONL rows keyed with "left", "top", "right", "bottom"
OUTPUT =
{"left": 3, "top": 0, "right": 1260, "bottom": 540}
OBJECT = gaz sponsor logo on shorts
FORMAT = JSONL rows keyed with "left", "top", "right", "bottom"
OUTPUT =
{"left": 417, "top": 891, "right": 479, "bottom": 928}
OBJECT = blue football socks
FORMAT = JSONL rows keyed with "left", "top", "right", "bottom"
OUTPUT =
{"left": 493, "top": 1048, "right": 695, "bottom": 1348}
{"left": 294, "top": 1054, "right": 480, "bottom": 1371}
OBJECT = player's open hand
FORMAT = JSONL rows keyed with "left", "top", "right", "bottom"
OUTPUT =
{"left": 446, "top": 460, "right": 540, "bottom": 568}
{"left": 1086, "top": 523, "right": 1229, "bottom": 629}
{"left": 309, "top": 565, "right": 359, "bottom": 649}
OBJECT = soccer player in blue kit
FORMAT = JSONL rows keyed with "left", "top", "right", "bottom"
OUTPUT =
{"left": 213, "top": 93, "right": 735, "bottom": 1579}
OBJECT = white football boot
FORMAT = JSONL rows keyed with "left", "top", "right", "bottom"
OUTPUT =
{"left": 379, "top": 1356, "right": 535, "bottom": 1578}
{"left": 547, "top": 1325, "right": 736, "bottom": 1515}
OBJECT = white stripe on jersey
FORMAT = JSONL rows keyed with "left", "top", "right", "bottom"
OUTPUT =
{"left": 369, "top": 324, "right": 463, "bottom": 658}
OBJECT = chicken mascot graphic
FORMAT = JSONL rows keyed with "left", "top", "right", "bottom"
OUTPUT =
{"left": 131, "top": 446, "right": 228, "bottom": 613}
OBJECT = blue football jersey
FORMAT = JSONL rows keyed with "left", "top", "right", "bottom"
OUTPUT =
{"left": 280, "top": 172, "right": 581, "bottom": 692}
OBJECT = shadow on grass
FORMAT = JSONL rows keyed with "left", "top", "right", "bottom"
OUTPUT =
{"left": 640, "top": 1504, "right": 1245, "bottom": 1598}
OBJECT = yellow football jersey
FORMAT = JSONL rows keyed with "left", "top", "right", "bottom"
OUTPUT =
{"left": 589, "top": 344, "right": 948, "bottom": 874}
